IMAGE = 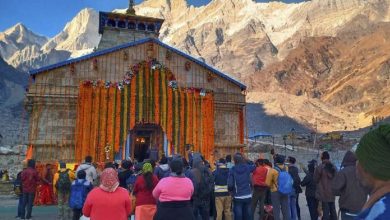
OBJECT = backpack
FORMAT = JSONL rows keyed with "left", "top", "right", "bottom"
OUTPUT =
{"left": 56, "top": 170, "right": 71, "bottom": 192}
{"left": 69, "top": 180, "right": 88, "bottom": 209}
{"left": 14, "top": 172, "right": 22, "bottom": 196}
{"left": 125, "top": 173, "right": 138, "bottom": 192}
{"left": 275, "top": 166, "right": 293, "bottom": 195}
{"left": 195, "top": 168, "right": 214, "bottom": 200}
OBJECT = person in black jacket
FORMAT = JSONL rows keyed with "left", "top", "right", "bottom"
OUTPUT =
{"left": 213, "top": 158, "right": 232, "bottom": 220}
{"left": 118, "top": 160, "right": 133, "bottom": 189}
{"left": 301, "top": 160, "right": 318, "bottom": 220}
{"left": 287, "top": 156, "right": 302, "bottom": 220}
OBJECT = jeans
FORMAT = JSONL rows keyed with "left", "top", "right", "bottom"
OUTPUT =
{"left": 17, "top": 195, "right": 23, "bottom": 217}
{"left": 322, "top": 202, "right": 337, "bottom": 220}
{"left": 251, "top": 186, "right": 267, "bottom": 219}
{"left": 57, "top": 191, "right": 71, "bottom": 220}
{"left": 21, "top": 192, "right": 35, "bottom": 219}
{"left": 296, "top": 194, "right": 301, "bottom": 220}
{"left": 215, "top": 196, "right": 232, "bottom": 220}
{"left": 73, "top": 208, "right": 82, "bottom": 220}
{"left": 289, "top": 194, "right": 298, "bottom": 220}
{"left": 306, "top": 196, "right": 318, "bottom": 220}
{"left": 233, "top": 198, "right": 252, "bottom": 220}
{"left": 193, "top": 199, "right": 210, "bottom": 220}
{"left": 271, "top": 191, "right": 290, "bottom": 220}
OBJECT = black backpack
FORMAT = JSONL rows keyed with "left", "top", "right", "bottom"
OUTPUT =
{"left": 56, "top": 170, "right": 71, "bottom": 192}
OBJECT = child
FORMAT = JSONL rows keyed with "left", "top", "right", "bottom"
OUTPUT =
{"left": 69, "top": 170, "right": 93, "bottom": 220}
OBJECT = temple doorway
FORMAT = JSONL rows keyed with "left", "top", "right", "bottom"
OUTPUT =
{"left": 130, "top": 123, "right": 164, "bottom": 162}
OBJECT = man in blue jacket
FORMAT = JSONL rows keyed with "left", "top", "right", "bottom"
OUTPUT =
{"left": 228, "top": 153, "right": 255, "bottom": 220}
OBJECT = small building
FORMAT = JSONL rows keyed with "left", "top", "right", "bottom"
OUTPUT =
{"left": 26, "top": 6, "right": 246, "bottom": 163}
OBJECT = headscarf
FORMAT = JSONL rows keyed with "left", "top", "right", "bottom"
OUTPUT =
{"left": 142, "top": 162, "right": 153, "bottom": 174}
{"left": 99, "top": 168, "right": 119, "bottom": 192}
{"left": 356, "top": 124, "right": 390, "bottom": 181}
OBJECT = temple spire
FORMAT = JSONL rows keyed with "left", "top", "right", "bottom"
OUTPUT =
{"left": 126, "top": 0, "right": 136, "bottom": 15}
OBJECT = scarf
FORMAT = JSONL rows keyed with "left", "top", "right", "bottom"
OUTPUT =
{"left": 99, "top": 168, "right": 119, "bottom": 192}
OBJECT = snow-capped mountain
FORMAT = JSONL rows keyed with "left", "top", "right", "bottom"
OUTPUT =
{"left": 0, "top": 8, "right": 100, "bottom": 72}
{"left": 1, "top": 0, "right": 390, "bottom": 132}
{"left": 0, "top": 23, "right": 47, "bottom": 62}
{"left": 41, "top": 8, "right": 100, "bottom": 57}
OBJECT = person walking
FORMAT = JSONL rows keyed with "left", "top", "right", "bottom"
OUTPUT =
{"left": 69, "top": 170, "right": 93, "bottom": 220}
{"left": 20, "top": 159, "right": 39, "bottom": 220}
{"left": 213, "top": 158, "right": 232, "bottom": 220}
{"left": 190, "top": 154, "right": 214, "bottom": 220}
{"left": 83, "top": 168, "right": 132, "bottom": 220}
{"left": 76, "top": 156, "right": 98, "bottom": 184}
{"left": 153, "top": 159, "right": 195, "bottom": 220}
{"left": 287, "top": 156, "right": 302, "bottom": 220}
{"left": 301, "top": 160, "right": 318, "bottom": 220}
{"left": 227, "top": 153, "right": 255, "bottom": 220}
{"left": 266, "top": 154, "right": 291, "bottom": 220}
{"left": 331, "top": 151, "right": 368, "bottom": 220}
{"left": 355, "top": 124, "right": 390, "bottom": 219}
{"left": 251, "top": 159, "right": 269, "bottom": 219}
{"left": 314, "top": 151, "right": 337, "bottom": 220}
{"left": 133, "top": 162, "right": 159, "bottom": 220}
{"left": 53, "top": 162, "right": 75, "bottom": 220}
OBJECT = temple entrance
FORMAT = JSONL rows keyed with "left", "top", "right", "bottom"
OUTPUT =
{"left": 131, "top": 123, "right": 164, "bottom": 162}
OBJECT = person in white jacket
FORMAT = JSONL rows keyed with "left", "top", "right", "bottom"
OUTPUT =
{"left": 76, "top": 156, "right": 98, "bottom": 184}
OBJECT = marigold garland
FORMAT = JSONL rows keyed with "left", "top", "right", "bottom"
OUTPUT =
{"left": 75, "top": 60, "right": 216, "bottom": 162}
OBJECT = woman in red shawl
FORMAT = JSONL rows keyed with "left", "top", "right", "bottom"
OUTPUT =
{"left": 35, "top": 164, "right": 55, "bottom": 205}
{"left": 83, "top": 168, "right": 132, "bottom": 220}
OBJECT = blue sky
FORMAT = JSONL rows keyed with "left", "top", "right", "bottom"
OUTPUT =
{"left": 0, "top": 0, "right": 303, "bottom": 37}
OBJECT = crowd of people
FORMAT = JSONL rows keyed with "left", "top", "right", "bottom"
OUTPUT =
{"left": 13, "top": 124, "right": 390, "bottom": 220}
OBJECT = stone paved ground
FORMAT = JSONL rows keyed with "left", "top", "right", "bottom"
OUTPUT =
{"left": 0, "top": 195, "right": 58, "bottom": 220}
{"left": 0, "top": 193, "right": 329, "bottom": 220}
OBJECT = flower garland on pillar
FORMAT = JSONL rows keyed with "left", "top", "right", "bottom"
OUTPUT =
{"left": 75, "top": 60, "right": 216, "bottom": 162}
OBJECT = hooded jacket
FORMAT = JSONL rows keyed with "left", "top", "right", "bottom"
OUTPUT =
{"left": 154, "top": 164, "right": 170, "bottom": 180}
{"left": 314, "top": 160, "right": 337, "bottom": 202}
{"left": 331, "top": 151, "right": 368, "bottom": 213}
{"left": 76, "top": 163, "right": 98, "bottom": 183}
{"left": 227, "top": 162, "right": 255, "bottom": 198}
{"left": 190, "top": 155, "right": 214, "bottom": 200}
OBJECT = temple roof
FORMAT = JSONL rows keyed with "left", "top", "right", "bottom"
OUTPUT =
{"left": 98, "top": 11, "right": 165, "bottom": 34}
{"left": 29, "top": 38, "right": 246, "bottom": 90}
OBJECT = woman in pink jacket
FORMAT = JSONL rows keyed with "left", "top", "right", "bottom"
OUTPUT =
{"left": 152, "top": 158, "right": 195, "bottom": 220}
{"left": 83, "top": 168, "right": 131, "bottom": 220}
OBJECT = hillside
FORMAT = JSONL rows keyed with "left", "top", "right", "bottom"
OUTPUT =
{"left": 0, "top": 0, "right": 390, "bottom": 133}
{"left": 0, "top": 57, "right": 28, "bottom": 145}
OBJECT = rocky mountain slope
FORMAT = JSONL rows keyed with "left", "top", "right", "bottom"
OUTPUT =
{"left": 0, "top": 57, "right": 28, "bottom": 145}
{"left": 0, "top": 8, "right": 99, "bottom": 72}
{"left": 1, "top": 0, "right": 390, "bottom": 133}
{"left": 246, "top": 17, "right": 390, "bottom": 131}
